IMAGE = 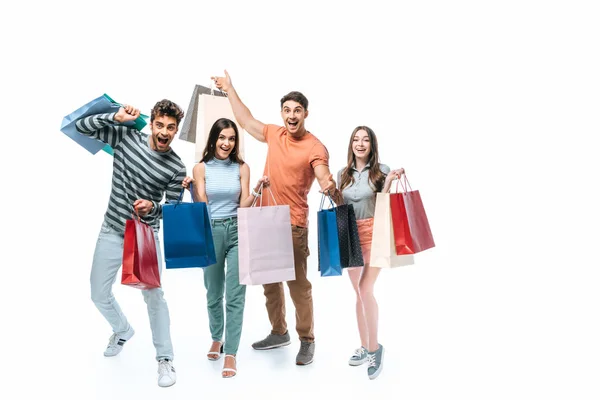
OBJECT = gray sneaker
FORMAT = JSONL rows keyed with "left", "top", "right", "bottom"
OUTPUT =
{"left": 252, "top": 332, "right": 291, "bottom": 350}
{"left": 349, "top": 346, "right": 368, "bottom": 366}
{"left": 296, "top": 341, "right": 315, "bottom": 365}
{"left": 367, "top": 344, "right": 385, "bottom": 380}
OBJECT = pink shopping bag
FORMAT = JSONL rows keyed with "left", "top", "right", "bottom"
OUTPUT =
{"left": 237, "top": 188, "right": 296, "bottom": 285}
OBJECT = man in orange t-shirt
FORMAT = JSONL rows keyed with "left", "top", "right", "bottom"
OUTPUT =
{"left": 213, "top": 70, "right": 339, "bottom": 366}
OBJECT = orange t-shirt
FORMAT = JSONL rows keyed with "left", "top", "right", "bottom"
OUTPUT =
{"left": 260, "top": 124, "right": 329, "bottom": 228}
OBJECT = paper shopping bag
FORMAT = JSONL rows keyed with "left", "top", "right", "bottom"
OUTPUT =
{"left": 369, "top": 192, "right": 415, "bottom": 268}
{"left": 179, "top": 84, "right": 245, "bottom": 162}
{"left": 60, "top": 94, "right": 149, "bottom": 156}
{"left": 163, "top": 184, "right": 217, "bottom": 269}
{"left": 237, "top": 191, "right": 295, "bottom": 285}
{"left": 121, "top": 217, "right": 161, "bottom": 289}
{"left": 317, "top": 193, "right": 364, "bottom": 276}
{"left": 390, "top": 175, "right": 435, "bottom": 254}
{"left": 336, "top": 204, "right": 364, "bottom": 268}
{"left": 317, "top": 198, "right": 343, "bottom": 276}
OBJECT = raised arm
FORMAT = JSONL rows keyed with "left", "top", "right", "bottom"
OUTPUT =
{"left": 212, "top": 70, "right": 266, "bottom": 143}
{"left": 75, "top": 105, "right": 141, "bottom": 148}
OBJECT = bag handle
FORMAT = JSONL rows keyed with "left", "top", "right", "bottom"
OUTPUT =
{"left": 319, "top": 192, "right": 336, "bottom": 211}
{"left": 263, "top": 137, "right": 282, "bottom": 207}
{"left": 250, "top": 182, "right": 278, "bottom": 208}
{"left": 209, "top": 81, "right": 228, "bottom": 98}
{"left": 130, "top": 210, "right": 141, "bottom": 222}
{"left": 174, "top": 182, "right": 194, "bottom": 206}
{"left": 392, "top": 173, "right": 412, "bottom": 194}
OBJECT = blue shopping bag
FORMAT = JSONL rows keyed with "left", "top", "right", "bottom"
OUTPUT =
{"left": 163, "top": 184, "right": 217, "bottom": 269}
{"left": 60, "top": 94, "right": 149, "bottom": 155}
{"left": 317, "top": 194, "right": 343, "bottom": 277}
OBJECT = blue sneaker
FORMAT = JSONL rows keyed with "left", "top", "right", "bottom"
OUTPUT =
{"left": 349, "top": 346, "right": 368, "bottom": 366}
{"left": 367, "top": 344, "right": 385, "bottom": 380}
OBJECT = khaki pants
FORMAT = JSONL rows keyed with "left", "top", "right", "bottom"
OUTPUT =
{"left": 262, "top": 225, "right": 314, "bottom": 342}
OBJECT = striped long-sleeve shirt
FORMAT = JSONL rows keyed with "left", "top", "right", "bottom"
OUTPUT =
{"left": 76, "top": 112, "right": 186, "bottom": 233}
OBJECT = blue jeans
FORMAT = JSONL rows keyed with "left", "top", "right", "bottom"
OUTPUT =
{"left": 90, "top": 221, "right": 174, "bottom": 361}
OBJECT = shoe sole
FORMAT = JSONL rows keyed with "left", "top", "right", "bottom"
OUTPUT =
{"left": 296, "top": 358, "right": 314, "bottom": 366}
{"left": 349, "top": 358, "right": 368, "bottom": 366}
{"left": 252, "top": 340, "right": 291, "bottom": 350}
{"left": 368, "top": 347, "right": 385, "bottom": 380}
{"left": 158, "top": 380, "right": 176, "bottom": 388}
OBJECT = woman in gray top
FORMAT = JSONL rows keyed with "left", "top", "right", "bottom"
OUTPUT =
{"left": 337, "top": 125, "right": 404, "bottom": 380}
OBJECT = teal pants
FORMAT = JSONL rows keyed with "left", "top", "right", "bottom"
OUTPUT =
{"left": 204, "top": 217, "right": 246, "bottom": 354}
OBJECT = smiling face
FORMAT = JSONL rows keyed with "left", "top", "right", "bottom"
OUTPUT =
{"left": 214, "top": 127, "right": 236, "bottom": 160}
{"left": 280, "top": 100, "right": 308, "bottom": 137}
{"left": 352, "top": 129, "right": 371, "bottom": 162}
{"left": 149, "top": 114, "right": 178, "bottom": 152}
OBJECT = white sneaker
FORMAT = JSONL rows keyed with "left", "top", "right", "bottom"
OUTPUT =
{"left": 157, "top": 359, "right": 176, "bottom": 387}
{"left": 103, "top": 327, "right": 135, "bottom": 357}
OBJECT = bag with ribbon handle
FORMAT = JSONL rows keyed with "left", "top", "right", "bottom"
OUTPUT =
{"left": 389, "top": 174, "right": 435, "bottom": 255}
{"left": 121, "top": 212, "right": 161, "bottom": 289}
{"left": 317, "top": 192, "right": 343, "bottom": 276}
{"left": 237, "top": 182, "right": 295, "bottom": 285}
{"left": 162, "top": 183, "right": 217, "bottom": 269}
{"left": 369, "top": 183, "right": 416, "bottom": 268}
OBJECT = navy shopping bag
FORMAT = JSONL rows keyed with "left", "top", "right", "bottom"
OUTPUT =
{"left": 317, "top": 194, "right": 343, "bottom": 277}
{"left": 335, "top": 204, "right": 364, "bottom": 268}
{"left": 60, "top": 94, "right": 149, "bottom": 155}
{"left": 162, "top": 184, "right": 216, "bottom": 269}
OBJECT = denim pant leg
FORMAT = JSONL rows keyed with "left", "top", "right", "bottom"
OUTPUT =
{"left": 223, "top": 218, "right": 246, "bottom": 354}
{"left": 203, "top": 222, "right": 226, "bottom": 342}
{"left": 90, "top": 222, "right": 132, "bottom": 335}
{"left": 141, "top": 230, "right": 174, "bottom": 361}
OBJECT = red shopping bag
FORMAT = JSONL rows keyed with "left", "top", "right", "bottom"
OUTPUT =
{"left": 389, "top": 175, "right": 435, "bottom": 255}
{"left": 121, "top": 216, "right": 161, "bottom": 289}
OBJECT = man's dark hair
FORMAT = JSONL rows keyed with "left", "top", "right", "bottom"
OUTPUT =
{"left": 151, "top": 99, "right": 185, "bottom": 125}
{"left": 280, "top": 91, "right": 308, "bottom": 110}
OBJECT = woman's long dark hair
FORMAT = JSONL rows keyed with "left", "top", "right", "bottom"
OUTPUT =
{"left": 201, "top": 118, "right": 245, "bottom": 164}
{"left": 339, "top": 126, "right": 386, "bottom": 192}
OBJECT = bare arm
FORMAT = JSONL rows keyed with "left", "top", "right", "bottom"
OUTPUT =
{"left": 239, "top": 163, "right": 253, "bottom": 208}
{"left": 240, "top": 164, "right": 270, "bottom": 208}
{"left": 192, "top": 163, "right": 208, "bottom": 203}
{"left": 314, "top": 164, "right": 344, "bottom": 205}
{"left": 212, "top": 70, "right": 266, "bottom": 143}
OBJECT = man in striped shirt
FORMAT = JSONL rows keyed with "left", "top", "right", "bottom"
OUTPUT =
{"left": 76, "top": 99, "right": 190, "bottom": 388}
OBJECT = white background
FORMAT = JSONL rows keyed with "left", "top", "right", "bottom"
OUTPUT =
{"left": 2, "top": 1, "right": 599, "bottom": 399}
